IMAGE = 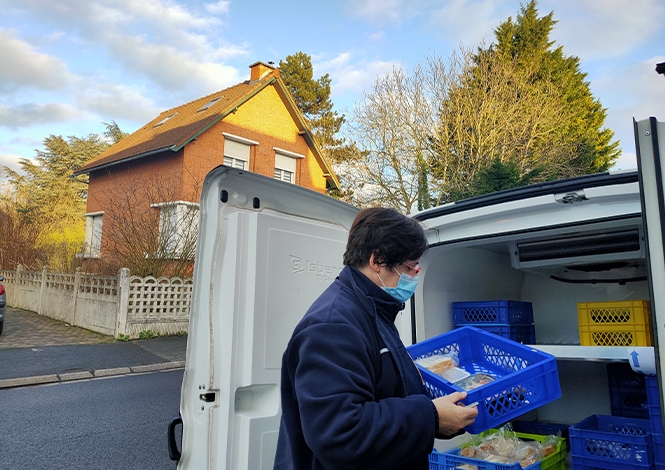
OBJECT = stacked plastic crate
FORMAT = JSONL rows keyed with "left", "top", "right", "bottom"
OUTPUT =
{"left": 570, "top": 300, "right": 661, "bottom": 469}
{"left": 452, "top": 300, "right": 535, "bottom": 344}
{"left": 646, "top": 375, "right": 664, "bottom": 470}
{"left": 577, "top": 300, "right": 652, "bottom": 347}
{"left": 569, "top": 414, "right": 655, "bottom": 469}
{"left": 607, "top": 362, "right": 650, "bottom": 419}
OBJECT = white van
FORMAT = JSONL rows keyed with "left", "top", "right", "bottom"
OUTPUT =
{"left": 168, "top": 117, "right": 665, "bottom": 468}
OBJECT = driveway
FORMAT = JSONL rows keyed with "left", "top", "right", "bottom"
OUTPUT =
{"left": 0, "top": 307, "right": 114, "bottom": 349}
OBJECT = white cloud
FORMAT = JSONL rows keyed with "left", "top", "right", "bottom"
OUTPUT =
{"left": 425, "top": 0, "right": 506, "bottom": 47}
{"left": 592, "top": 55, "right": 665, "bottom": 157}
{"left": 103, "top": 34, "right": 242, "bottom": 93}
{"left": 344, "top": 0, "right": 413, "bottom": 25}
{"left": 0, "top": 153, "right": 24, "bottom": 174}
{"left": 0, "top": 28, "right": 74, "bottom": 93}
{"left": 317, "top": 53, "right": 396, "bottom": 99}
{"left": 544, "top": 0, "right": 665, "bottom": 61}
{"left": 611, "top": 151, "right": 637, "bottom": 171}
{"left": 75, "top": 83, "right": 161, "bottom": 123}
{"left": 205, "top": 0, "right": 230, "bottom": 15}
{"left": 2, "top": 0, "right": 246, "bottom": 91}
{"left": 0, "top": 103, "right": 80, "bottom": 129}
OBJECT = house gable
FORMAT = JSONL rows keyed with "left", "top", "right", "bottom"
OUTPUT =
{"left": 75, "top": 62, "right": 339, "bottom": 191}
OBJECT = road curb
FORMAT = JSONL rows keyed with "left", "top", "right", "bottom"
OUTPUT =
{"left": 0, "top": 362, "right": 185, "bottom": 389}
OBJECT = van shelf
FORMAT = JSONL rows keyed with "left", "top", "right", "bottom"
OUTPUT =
{"left": 530, "top": 345, "right": 653, "bottom": 362}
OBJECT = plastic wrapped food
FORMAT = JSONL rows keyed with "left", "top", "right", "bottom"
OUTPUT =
{"left": 459, "top": 424, "right": 562, "bottom": 469}
{"left": 414, "top": 352, "right": 459, "bottom": 376}
{"left": 454, "top": 373, "right": 496, "bottom": 391}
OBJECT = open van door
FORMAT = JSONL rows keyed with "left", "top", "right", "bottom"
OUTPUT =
{"left": 176, "top": 167, "right": 359, "bottom": 469}
{"left": 634, "top": 117, "right": 665, "bottom": 417}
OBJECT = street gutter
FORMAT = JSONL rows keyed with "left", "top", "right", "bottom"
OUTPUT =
{"left": 0, "top": 361, "right": 185, "bottom": 389}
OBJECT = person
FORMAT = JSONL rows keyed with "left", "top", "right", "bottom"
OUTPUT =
{"left": 274, "top": 207, "right": 477, "bottom": 470}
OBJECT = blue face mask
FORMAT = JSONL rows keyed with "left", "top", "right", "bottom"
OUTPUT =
{"left": 379, "top": 269, "right": 420, "bottom": 303}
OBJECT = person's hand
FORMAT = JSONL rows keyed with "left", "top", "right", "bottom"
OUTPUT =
{"left": 432, "top": 392, "right": 478, "bottom": 436}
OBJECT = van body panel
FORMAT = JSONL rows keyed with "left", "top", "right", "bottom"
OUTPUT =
{"left": 635, "top": 117, "right": 665, "bottom": 416}
{"left": 178, "top": 167, "right": 358, "bottom": 469}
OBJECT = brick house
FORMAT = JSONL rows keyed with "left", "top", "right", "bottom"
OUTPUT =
{"left": 74, "top": 61, "right": 340, "bottom": 271}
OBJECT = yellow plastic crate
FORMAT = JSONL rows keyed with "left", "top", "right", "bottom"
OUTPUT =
{"left": 577, "top": 301, "right": 653, "bottom": 346}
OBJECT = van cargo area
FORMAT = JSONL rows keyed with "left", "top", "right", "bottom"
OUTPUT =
{"left": 413, "top": 171, "right": 649, "bottom": 427}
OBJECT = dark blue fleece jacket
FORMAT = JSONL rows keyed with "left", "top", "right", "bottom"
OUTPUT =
{"left": 274, "top": 266, "right": 437, "bottom": 470}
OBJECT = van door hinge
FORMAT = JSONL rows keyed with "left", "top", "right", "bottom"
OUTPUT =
{"left": 555, "top": 190, "right": 587, "bottom": 204}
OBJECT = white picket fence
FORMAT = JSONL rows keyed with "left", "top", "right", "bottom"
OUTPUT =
{"left": 0, "top": 266, "right": 192, "bottom": 339}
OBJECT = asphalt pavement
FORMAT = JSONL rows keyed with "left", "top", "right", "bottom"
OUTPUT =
{"left": 0, "top": 307, "right": 187, "bottom": 388}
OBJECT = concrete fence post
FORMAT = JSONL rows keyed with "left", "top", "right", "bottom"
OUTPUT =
{"left": 38, "top": 266, "right": 48, "bottom": 315}
{"left": 115, "top": 268, "right": 130, "bottom": 338}
{"left": 73, "top": 267, "right": 82, "bottom": 326}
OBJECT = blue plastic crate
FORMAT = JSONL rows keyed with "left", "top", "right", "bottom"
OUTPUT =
{"left": 407, "top": 326, "right": 561, "bottom": 434}
{"left": 452, "top": 300, "right": 534, "bottom": 325}
{"left": 654, "top": 433, "right": 664, "bottom": 468}
{"left": 455, "top": 323, "right": 536, "bottom": 344}
{"left": 569, "top": 415, "right": 653, "bottom": 466}
{"left": 608, "top": 363, "right": 649, "bottom": 419}
{"left": 429, "top": 430, "right": 567, "bottom": 470}
{"left": 646, "top": 375, "right": 663, "bottom": 436}
{"left": 571, "top": 454, "right": 655, "bottom": 470}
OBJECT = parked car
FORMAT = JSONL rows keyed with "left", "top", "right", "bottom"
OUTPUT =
{"left": 0, "top": 275, "right": 5, "bottom": 335}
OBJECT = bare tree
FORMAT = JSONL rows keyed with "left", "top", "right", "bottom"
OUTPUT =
{"left": 89, "top": 172, "right": 201, "bottom": 278}
{"left": 342, "top": 62, "right": 438, "bottom": 214}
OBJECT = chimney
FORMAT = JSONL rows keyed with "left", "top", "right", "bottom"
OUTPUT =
{"left": 249, "top": 61, "right": 280, "bottom": 81}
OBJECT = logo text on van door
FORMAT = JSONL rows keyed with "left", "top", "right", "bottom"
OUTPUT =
{"left": 289, "top": 255, "right": 342, "bottom": 283}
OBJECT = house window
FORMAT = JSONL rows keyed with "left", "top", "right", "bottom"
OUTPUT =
{"left": 222, "top": 133, "right": 258, "bottom": 171}
{"left": 274, "top": 148, "right": 304, "bottom": 184}
{"left": 151, "top": 202, "right": 199, "bottom": 259}
{"left": 198, "top": 97, "right": 221, "bottom": 112}
{"left": 84, "top": 212, "right": 103, "bottom": 258}
{"left": 154, "top": 113, "right": 176, "bottom": 127}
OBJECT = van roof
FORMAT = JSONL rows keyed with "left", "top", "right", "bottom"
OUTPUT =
{"left": 414, "top": 170, "right": 639, "bottom": 222}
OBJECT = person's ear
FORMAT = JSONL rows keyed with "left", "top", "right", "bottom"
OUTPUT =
{"left": 368, "top": 253, "right": 382, "bottom": 273}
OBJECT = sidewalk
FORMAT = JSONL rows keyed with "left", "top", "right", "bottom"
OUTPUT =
{"left": 0, "top": 307, "right": 187, "bottom": 389}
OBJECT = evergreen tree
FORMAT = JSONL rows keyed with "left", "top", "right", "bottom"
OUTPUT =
{"left": 2, "top": 122, "right": 124, "bottom": 270}
{"left": 431, "top": 1, "right": 620, "bottom": 201}
{"left": 491, "top": 0, "right": 619, "bottom": 175}
{"left": 279, "top": 52, "right": 346, "bottom": 160}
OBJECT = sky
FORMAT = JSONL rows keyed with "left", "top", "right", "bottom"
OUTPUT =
{"left": 1, "top": 0, "right": 664, "bottom": 177}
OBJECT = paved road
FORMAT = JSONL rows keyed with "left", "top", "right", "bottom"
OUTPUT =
{"left": 0, "top": 307, "right": 187, "bottom": 387}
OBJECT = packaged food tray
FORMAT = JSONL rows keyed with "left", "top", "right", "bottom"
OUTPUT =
{"left": 407, "top": 326, "right": 561, "bottom": 434}
{"left": 455, "top": 323, "right": 536, "bottom": 344}
{"left": 608, "top": 363, "right": 649, "bottom": 419}
{"left": 578, "top": 300, "right": 653, "bottom": 346}
{"left": 429, "top": 430, "right": 567, "bottom": 470}
{"left": 569, "top": 414, "right": 654, "bottom": 467}
{"left": 453, "top": 300, "right": 534, "bottom": 325}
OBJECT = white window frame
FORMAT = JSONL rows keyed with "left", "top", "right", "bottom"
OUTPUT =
{"left": 223, "top": 133, "right": 258, "bottom": 170}
{"left": 273, "top": 147, "right": 304, "bottom": 184}
{"left": 84, "top": 211, "right": 104, "bottom": 258}
{"left": 150, "top": 201, "right": 200, "bottom": 260}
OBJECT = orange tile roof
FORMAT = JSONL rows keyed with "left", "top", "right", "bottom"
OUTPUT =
{"left": 75, "top": 77, "right": 271, "bottom": 175}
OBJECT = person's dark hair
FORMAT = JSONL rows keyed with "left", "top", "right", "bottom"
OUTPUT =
{"left": 343, "top": 207, "right": 427, "bottom": 268}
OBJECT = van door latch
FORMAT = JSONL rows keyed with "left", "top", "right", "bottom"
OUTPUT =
{"left": 199, "top": 392, "right": 216, "bottom": 403}
{"left": 555, "top": 191, "right": 587, "bottom": 204}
